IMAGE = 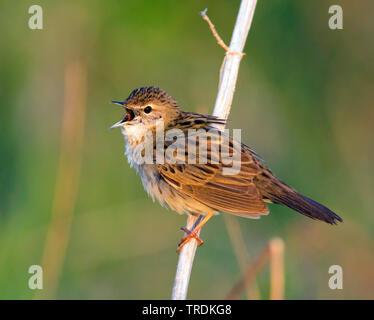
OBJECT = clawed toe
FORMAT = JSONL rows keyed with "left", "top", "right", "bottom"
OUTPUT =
{"left": 177, "top": 227, "right": 204, "bottom": 252}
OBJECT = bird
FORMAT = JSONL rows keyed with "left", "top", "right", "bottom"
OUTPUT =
{"left": 110, "top": 86, "right": 342, "bottom": 252}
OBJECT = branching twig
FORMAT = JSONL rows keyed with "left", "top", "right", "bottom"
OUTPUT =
{"left": 200, "top": 8, "right": 230, "bottom": 52}
{"left": 200, "top": 8, "right": 246, "bottom": 88}
{"left": 171, "top": 0, "right": 258, "bottom": 300}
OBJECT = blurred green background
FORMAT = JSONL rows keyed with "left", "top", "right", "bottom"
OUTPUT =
{"left": 1, "top": 0, "right": 373, "bottom": 299}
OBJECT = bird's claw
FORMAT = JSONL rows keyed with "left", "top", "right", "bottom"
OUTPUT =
{"left": 177, "top": 227, "right": 204, "bottom": 252}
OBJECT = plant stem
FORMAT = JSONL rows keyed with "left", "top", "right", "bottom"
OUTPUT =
{"left": 171, "top": 0, "right": 258, "bottom": 300}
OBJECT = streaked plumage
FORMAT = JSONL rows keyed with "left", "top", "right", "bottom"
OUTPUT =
{"left": 111, "top": 87, "right": 342, "bottom": 249}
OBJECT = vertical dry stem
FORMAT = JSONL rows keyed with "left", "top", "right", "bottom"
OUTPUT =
{"left": 269, "top": 237, "right": 285, "bottom": 300}
{"left": 172, "top": 0, "right": 258, "bottom": 300}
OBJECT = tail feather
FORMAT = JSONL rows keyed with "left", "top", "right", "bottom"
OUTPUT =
{"left": 255, "top": 177, "right": 343, "bottom": 225}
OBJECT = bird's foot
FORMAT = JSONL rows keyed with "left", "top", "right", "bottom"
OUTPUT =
{"left": 176, "top": 227, "right": 204, "bottom": 252}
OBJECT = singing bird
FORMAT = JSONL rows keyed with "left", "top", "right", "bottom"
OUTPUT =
{"left": 110, "top": 87, "right": 342, "bottom": 251}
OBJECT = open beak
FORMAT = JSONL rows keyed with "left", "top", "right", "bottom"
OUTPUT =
{"left": 109, "top": 101, "right": 135, "bottom": 130}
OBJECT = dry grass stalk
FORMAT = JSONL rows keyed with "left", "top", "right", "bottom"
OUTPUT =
{"left": 225, "top": 237, "right": 285, "bottom": 300}
{"left": 224, "top": 215, "right": 260, "bottom": 299}
{"left": 269, "top": 237, "right": 285, "bottom": 300}
{"left": 226, "top": 243, "right": 270, "bottom": 300}
{"left": 36, "top": 59, "right": 86, "bottom": 299}
{"left": 172, "top": 0, "right": 258, "bottom": 300}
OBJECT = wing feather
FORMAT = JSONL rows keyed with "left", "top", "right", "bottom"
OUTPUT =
{"left": 157, "top": 129, "right": 269, "bottom": 216}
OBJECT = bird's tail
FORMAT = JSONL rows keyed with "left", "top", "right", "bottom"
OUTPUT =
{"left": 255, "top": 176, "right": 343, "bottom": 225}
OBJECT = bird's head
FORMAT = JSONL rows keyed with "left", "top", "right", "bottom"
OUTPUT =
{"left": 110, "top": 87, "right": 182, "bottom": 137}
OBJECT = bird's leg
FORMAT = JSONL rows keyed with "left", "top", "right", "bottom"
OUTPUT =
{"left": 177, "top": 213, "right": 215, "bottom": 252}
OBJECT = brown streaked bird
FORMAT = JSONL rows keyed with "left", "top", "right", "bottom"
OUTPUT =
{"left": 110, "top": 86, "right": 342, "bottom": 251}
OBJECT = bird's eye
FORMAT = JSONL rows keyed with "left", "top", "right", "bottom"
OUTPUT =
{"left": 144, "top": 106, "right": 152, "bottom": 114}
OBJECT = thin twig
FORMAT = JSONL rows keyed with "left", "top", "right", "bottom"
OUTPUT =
{"left": 200, "top": 8, "right": 230, "bottom": 52}
{"left": 224, "top": 215, "right": 260, "bottom": 299}
{"left": 172, "top": 0, "right": 258, "bottom": 300}
{"left": 35, "top": 59, "right": 86, "bottom": 299}
{"left": 226, "top": 243, "right": 270, "bottom": 300}
{"left": 200, "top": 9, "right": 246, "bottom": 88}
{"left": 225, "top": 237, "right": 285, "bottom": 300}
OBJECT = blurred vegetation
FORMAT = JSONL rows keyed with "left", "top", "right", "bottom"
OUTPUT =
{"left": 0, "top": 0, "right": 373, "bottom": 299}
